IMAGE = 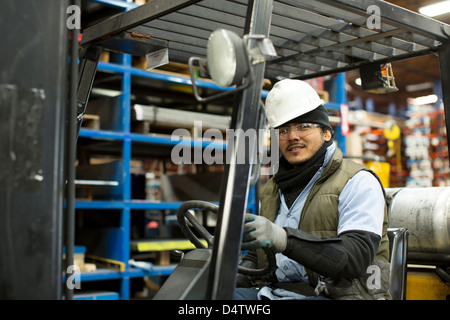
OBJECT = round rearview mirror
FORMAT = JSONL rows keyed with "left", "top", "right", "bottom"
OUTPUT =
{"left": 207, "top": 29, "right": 249, "bottom": 87}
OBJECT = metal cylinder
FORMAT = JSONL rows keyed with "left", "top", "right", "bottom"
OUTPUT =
{"left": 388, "top": 187, "right": 450, "bottom": 258}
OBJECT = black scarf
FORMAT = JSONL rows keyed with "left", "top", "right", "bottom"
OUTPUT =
{"left": 274, "top": 140, "right": 333, "bottom": 208}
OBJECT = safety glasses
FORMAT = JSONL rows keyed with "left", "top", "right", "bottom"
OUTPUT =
{"left": 278, "top": 123, "right": 321, "bottom": 140}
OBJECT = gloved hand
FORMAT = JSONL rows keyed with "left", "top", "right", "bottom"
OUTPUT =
{"left": 242, "top": 213, "right": 287, "bottom": 252}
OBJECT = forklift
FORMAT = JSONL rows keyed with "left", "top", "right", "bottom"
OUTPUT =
{"left": 73, "top": 0, "right": 450, "bottom": 300}
{"left": 76, "top": 0, "right": 450, "bottom": 300}
{"left": 2, "top": 0, "right": 448, "bottom": 300}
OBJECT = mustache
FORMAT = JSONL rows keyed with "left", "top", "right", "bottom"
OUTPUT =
{"left": 286, "top": 142, "right": 306, "bottom": 151}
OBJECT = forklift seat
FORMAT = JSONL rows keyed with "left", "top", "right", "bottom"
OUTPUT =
{"left": 387, "top": 227, "right": 409, "bottom": 300}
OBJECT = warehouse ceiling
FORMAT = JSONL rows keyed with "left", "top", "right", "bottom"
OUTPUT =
{"left": 80, "top": 0, "right": 449, "bottom": 116}
{"left": 346, "top": 0, "right": 450, "bottom": 115}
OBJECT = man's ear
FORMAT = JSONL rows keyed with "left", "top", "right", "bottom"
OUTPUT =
{"left": 324, "top": 130, "right": 332, "bottom": 141}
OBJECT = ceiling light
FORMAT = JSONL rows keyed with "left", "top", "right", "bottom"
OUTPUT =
{"left": 405, "top": 82, "right": 434, "bottom": 92}
{"left": 408, "top": 94, "right": 438, "bottom": 105}
{"left": 355, "top": 78, "right": 362, "bottom": 86}
{"left": 418, "top": 1, "right": 450, "bottom": 17}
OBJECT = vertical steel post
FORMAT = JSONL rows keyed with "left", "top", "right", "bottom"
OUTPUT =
{"left": 0, "top": 0, "right": 69, "bottom": 299}
{"left": 65, "top": 0, "right": 81, "bottom": 300}
{"left": 438, "top": 42, "right": 450, "bottom": 165}
{"left": 207, "top": 0, "right": 273, "bottom": 300}
{"left": 120, "top": 52, "right": 132, "bottom": 300}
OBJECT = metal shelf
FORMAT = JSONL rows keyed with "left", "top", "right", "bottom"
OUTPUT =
{"left": 96, "top": 61, "right": 346, "bottom": 110}
{"left": 98, "top": 61, "right": 259, "bottom": 95}
{"left": 79, "top": 128, "right": 126, "bottom": 140}
{"left": 127, "top": 265, "right": 176, "bottom": 277}
{"left": 80, "top": 266, "right": 176, "bottom": 282}
{"left": 79, "top": 128, "right": 228, "bottom": 149}
{"left": 75, "top": 200, "right": 193, "bottom": 210}
{"left": 126, "top": 201, "right": 187, "bottom": 210}
{"left": 80, "top": 268, "right": 123, "bottom": 281}
{"left": 75, "top": 200, "right": 126, "bottom": 209}
{"left": 131, "top": 239, "right": 208, "bottom": 252}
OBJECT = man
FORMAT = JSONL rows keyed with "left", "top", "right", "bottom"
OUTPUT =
{"left": 234, "top": 79, "right": 390, "bottom": 300}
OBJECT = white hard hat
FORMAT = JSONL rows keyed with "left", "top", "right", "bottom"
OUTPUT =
{"left": 264, "top": 79, "right": 325, "bottom": 129}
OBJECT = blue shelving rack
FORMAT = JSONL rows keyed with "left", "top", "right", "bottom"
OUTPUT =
{"left": 78, "top": 0, "right": 346, "bottom": 300}
{"left": 77, "top": 0, "right": 256, "bottom": 300}
{"left": 76, "top": 59, "right": 259, "bottom": 298}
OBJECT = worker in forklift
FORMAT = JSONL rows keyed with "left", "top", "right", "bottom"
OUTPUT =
{"left": 234, "top": 79, "right": 391, "bottom": 300}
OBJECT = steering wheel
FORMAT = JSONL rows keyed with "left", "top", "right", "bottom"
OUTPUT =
{"left": 176, "top": 200, "right": 276, "bottom": 277}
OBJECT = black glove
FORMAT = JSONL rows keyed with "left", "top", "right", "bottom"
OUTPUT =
{"left": 236, "top": 250, "right": 258, "bottom": 288}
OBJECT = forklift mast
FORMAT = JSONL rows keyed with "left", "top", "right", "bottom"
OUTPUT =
{"left": 0, "top": 0, "right": 72, "bottom": 299}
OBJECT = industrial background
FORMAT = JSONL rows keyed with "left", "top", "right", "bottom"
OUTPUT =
{"left": 1, "top": 0, "right": 449, "bottom": 301}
